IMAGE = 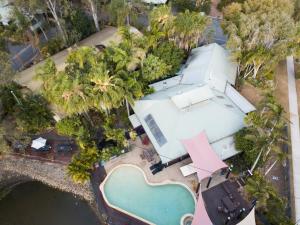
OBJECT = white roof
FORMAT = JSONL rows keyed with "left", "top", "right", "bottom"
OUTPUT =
{"left": 225, "top": 84, "right": 256, "bottom": 114}
{"left": 0, "top": 3, "right": 12, "bottom": 25}
{"left": 133, "top": 84, "right": 246, "bottom": 163}
{"left": 31, "top": 137, "right": 47, "bottom": 149}
{"left": 129, "top": 114, "right": 142, "bottom": 128}
{"left": 180, "top": 43, "right": 237, "bottom": 92}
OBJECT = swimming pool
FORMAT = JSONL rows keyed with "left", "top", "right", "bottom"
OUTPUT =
{"left": 100, "top": 164, "right": 195, "bottom": 225}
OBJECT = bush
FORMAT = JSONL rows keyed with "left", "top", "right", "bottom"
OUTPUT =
{"left": 217, "top": 0, "right": 245, "bottom": 11}
{"left": 0, "top": 82, "right": 22, "bottom": 115}
{"left": 152, "top": 41, "right": 186, "bottom": 75}
{"left": 15, "top": 94, "right": 54, "bottom": 133}
{"left": 101, "top": 146, "right": 122, "bottom": 161}
{"left": 68, "top": 8, "right": 95, "bottom": 41}
{"left": 68, "top": 144, "right": 101, "bottom": 184}
{"left": 142, "top": 54, "right": 171, "bottom": 82}
{"left": 56, "top": 115, "right": 90, "bottom": 141}
{"left": 40, "top": 37, "right": 64, "bottom": 58}
{"left": 172, "top": 0, "right": 211, "bottom": 14}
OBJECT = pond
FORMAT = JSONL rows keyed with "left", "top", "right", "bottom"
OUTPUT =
{"left": 0, "top": 181, "right": 102, "bottom": 225}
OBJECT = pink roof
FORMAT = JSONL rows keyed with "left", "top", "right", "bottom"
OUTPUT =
{"left": 192, "top": 192, "right": 213, "bottom": 225}
{"left": 181, "top": 131, "right": 227, "bottom": 181}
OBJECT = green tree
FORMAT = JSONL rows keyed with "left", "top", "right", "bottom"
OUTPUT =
{"left": 172, "top": 0, "right": 211, "bottom": 14}
{"left": 169, "top": 10, "right": 210, "bottom": 51}
{"left": 222, "top": 0, "right": 299, "bottom": 83}
{"left": 68, "top": 143, "right": 101, "bottom": 184}
{"left": 0, "top": 51, "right": 14, "bottom": 86}
{"left": 245, "top": 171, "right": 277, "bottom": 209}
{"left": 67, "top": 8, "right": 95, "bottom": 43}
{"left": 0, "top": 126, "right": 10, "bottom": 156}
{"left": 56, "top": 115, "right": 90, "bottom": 141}
{"left": 107, "top": 0, "right": 146, "bottom": 26}
{"left": 81, "top": 0, "right": 100, "bottom": 31}
{"left": 152, "top": 41, "right": 186, "bottom": 75}
{"left": 0, "top": 82, "right": 22, "bottom": 114}
{"left": 142, "top": 54, "right": 170, "bottom": 82}
{"left": 15, "top": 94, "right": 54, "bottom": 133}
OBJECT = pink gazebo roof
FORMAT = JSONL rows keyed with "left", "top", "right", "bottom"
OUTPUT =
{"left": 192, "top": 192, "right": 213, "bottom": 225}
{"left": 181, "top": 131, "right": 227, "bottom": 181}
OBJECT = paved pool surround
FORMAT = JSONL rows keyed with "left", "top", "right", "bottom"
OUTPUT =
{"left": 100, "top": 164, "right": 196, "bottom": 225}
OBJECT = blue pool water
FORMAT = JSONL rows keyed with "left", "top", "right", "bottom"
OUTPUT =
{"left": 103, "top": 165, "right": 195, "bottom": 225}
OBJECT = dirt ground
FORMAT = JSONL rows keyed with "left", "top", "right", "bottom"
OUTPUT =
{"left": 240, "top": 82, "right": 263, "bottom": 106}
{"left": 210, "top": 0, "right": 222, "bottom": 18}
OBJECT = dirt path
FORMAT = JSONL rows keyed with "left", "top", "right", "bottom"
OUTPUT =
{"left": 210, "top": 0, "right": 222, "bottom": 18}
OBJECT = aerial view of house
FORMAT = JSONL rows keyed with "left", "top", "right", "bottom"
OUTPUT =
{"left": 0, "top": 0, "right": 300, "bottom": 225}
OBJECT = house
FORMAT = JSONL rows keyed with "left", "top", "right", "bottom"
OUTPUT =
{"left": 129, "top": 43, "right": 255, "bottom": 166}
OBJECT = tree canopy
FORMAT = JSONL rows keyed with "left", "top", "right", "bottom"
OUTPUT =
{"left": 222, "top": 0, "right": 300, "bottom": 84}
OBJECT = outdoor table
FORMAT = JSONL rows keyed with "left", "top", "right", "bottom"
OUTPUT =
{"left": 222, "top": 196, "right": 235, "bottom": 212}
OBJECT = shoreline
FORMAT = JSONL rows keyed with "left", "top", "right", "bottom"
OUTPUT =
{"left": 0, "top": 155, "right": 104, "bottom": 223}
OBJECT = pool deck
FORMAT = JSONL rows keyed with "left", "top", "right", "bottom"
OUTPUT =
{"left": 104, "top": 137, "right": 227, "bottom": 193}
{"left": 92, "top": 137, "right": 228, "bottom": 225}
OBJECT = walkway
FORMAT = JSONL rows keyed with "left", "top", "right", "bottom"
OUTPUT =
{"left": 14, "top": 26, "right": 119, "bottom": 92}
{"left": 287, "top": 56, "right": 300, "bottom": 224}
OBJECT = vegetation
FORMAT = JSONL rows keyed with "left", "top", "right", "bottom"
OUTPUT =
{"left": 15, "top": 94, "right": 54, "bottom": 133}
{"left": 172, "top": 0, "right": 211, "bottom": 15}
{"left": 0, "top": 83, "right": 53, "bottom": 133}
{"left": 245, "top": 172, "right": 293, "bottom": 225}
{"left": 67, "top": 143, "right": 101, "bottom": 184}
{"left": 152, "top": 41, "right": 186, "bottom": 75}
{"left": 217, "top": 0, "right": 245, "bottom": 10}
{"left": 56, "top": 115, "right": 91, "bottom": 142}
{"left": 222, "top": 0, "right": 300, "bottom": 85}
{"left": 107, "top": 0, "right": 147, "bottom": 27}
{"left": 234, "top": 92, "right": 288, "bottom": 174}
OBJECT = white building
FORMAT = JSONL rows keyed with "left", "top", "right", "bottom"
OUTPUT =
{"left": 129, "top": 43, "right": 255, "bottom": 165}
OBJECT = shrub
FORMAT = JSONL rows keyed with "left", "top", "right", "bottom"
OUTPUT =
{"left": 172, "top": 0, "right": 211, "bottom": 14}
{"left": 142, "top": 54, "right": 171, "bottom": 82}
{"left": 40, "top": 37, "right": 64, "bottom": 58}
{"left": 68, "top": 8, "right": 95, "bottom": 41}
{"left": 15, "top": 94, "right": 54, "bottom": 133}
{"left": 68, "top": 144, "right": 101, "bottom": 184}
{"left": 101, "top": 146, "right": 122, "bottom": 161}
{"left": 0, "top": 82, "right": 22, "bottom": 115}
{"left": 152, "top": 41, "right": 186, "bottom": 75}
{"left": 217, "top": 0, "right": 245, "bottom": 10}
{"left": 56, "top": 115, "right": 90, "bottom": 141}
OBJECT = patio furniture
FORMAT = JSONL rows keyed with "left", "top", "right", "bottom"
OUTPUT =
{"left": 150, "top": 161, "right": 162, "bottom": 171}
{"left": 180, "top": 163, "right": 198, "bottom": 177}
{"left": 221, "top": 196, "right": 235, "bottom": 212}
{"left": 31, "top": 137, "right": 47, "bottom": 150}
{"left": 56, "top": 144, "right": 73, "bottom": 153}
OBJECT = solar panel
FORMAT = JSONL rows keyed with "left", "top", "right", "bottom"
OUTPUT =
{"left": 144, "top": 114, "right": 167, "bottom": 147}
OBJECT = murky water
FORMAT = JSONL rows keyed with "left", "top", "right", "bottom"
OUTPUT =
{"left": 0, "top": 181, "right": 102, "bottom": 225}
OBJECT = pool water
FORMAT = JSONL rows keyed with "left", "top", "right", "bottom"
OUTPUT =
{"left": 103, "top": 165, "right": 195, "bottom": 225}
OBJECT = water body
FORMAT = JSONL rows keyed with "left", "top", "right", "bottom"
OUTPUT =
{"left": 0, "top": 181, "right": 102, "bottom": 225}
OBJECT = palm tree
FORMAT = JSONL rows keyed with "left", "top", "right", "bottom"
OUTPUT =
{"left": 88, "top": 63, "right": 125, "bottom": 112}
{"left": 169, "top": 10, "right": 210, "bottom": 51}
{"left": 149, "top": 5, "right": 174, "bottom": 36}
{"left": 245, "top": 171, "right": 277, "bottom": 209}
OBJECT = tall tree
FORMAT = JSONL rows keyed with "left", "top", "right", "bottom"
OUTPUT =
{"left": 222, "top": 0, "right": 299, "bottom": 82}
{"left": 82, "top": 0, "right": 100, "bottom": 31}
{"left": 169, "top": 10, "right": 210, "bottom": 51}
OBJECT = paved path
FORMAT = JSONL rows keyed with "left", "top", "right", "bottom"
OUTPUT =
{"left": 287, "top": 56, "right": 300, "bottom": 224}
{"left": 14, "top": 26, "right": 119, "bottom": 92}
